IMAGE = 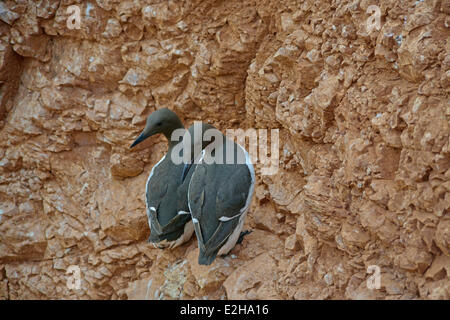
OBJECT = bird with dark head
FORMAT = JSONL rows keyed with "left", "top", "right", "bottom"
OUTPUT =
{"left": 130, "top": 108, "right": 195, "bottom": 249}
{"left": 185, "top": 122, "right": 255, "bottom": 265}
{"left": 130, "top": 108, "right": 184, "bottom": 148}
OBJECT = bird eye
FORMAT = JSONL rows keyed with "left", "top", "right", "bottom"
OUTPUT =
{"left": 157, "top": 122, "right": 162, "bottom": 126}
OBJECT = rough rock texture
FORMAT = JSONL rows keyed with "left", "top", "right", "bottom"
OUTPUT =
{"left": 0, "top": 0, "right": 449, "bottom": 300}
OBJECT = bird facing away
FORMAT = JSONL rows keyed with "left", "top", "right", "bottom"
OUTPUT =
{"left": 185, "top": 123, "right": 255, "bottom": 265}
{"left": 130, "top": 108, "right": 195, "bottom": 249}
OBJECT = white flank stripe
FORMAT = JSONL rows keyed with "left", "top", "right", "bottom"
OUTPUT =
{"left": 219, "top": 213, "right": 242, "bottom": 222}
{"left": 238, "top": 143, "right": 255, "bottom": 215}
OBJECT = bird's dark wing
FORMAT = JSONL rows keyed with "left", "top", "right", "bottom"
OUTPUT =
{"left": 189, "top": 163, "right": 252, "bottom": 256}
{"left": 187, "top": 164, "right": 209, "bottom": 249}
{"left": 146, "top": 156, "right": 189, "bottom": 242}
{"left": 203, "top": 165, "right": 252, "bottom": 253}
{"left": 176, "top": 162, "right": 197, "bottom": 213}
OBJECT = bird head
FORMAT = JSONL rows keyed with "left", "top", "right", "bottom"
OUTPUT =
{"left": 130, "top": 108, "right": 184, "bottom": 148}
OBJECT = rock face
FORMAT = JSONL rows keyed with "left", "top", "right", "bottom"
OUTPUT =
{"left": 0, "top": 0, "right": 449, "bottom": 300}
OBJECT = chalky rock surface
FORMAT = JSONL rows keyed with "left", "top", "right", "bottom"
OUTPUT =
{"left": 0, "top": 0, "right": 449, "bottom": 300}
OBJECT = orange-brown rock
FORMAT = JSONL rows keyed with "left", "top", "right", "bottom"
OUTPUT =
{"left": 0, "top": 0, "right": 448, "bottom": 300}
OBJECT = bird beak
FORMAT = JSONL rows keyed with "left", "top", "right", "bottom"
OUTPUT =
{"left": 130, "top": 131, "right": 149, "bottom": 148}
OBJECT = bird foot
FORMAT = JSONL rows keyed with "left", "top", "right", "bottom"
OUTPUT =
{"left": 236, "top": 229, "right": 252, "bottom": 245}
{"left": 148, "top": 237, "right": 164, "bottom": 249}
{"left": 218, "top": 230, "right": 252, "bottom": 259}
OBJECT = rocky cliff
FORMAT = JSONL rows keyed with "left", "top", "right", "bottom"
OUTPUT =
{"left": 0, "top": 0, "right": 449, "bottom": 300}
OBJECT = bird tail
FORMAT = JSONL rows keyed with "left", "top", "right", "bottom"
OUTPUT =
{"left": 198, "top": 249, "right": 218, "bottom": 266}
